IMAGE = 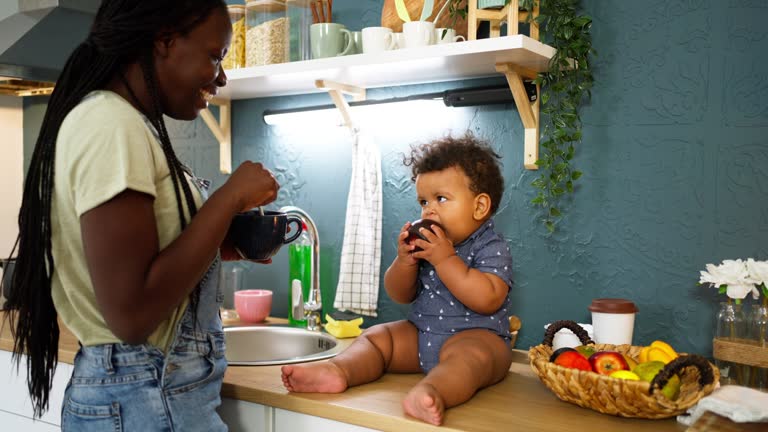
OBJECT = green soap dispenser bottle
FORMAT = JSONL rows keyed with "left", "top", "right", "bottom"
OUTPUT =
{"left": 288, "top": 222, "right": 312, "bottom": 327}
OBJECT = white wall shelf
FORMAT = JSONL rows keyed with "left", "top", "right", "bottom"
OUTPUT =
{"left": 203, "top": 34, "right": 555, "bottom": 171}
{"left": 219, "top": 35, "right": 553, "bottom": 100}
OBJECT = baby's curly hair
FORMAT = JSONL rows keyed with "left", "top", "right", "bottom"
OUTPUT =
{"left": 404, "top": 132, "right": 504, "bottom": 215}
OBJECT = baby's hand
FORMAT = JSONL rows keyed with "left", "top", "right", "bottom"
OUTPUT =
{"left": 396, "top": 222, "right": 419, "bottom": 266}
{"left": 411, "top": 224, "right": 455, "bottom": 266}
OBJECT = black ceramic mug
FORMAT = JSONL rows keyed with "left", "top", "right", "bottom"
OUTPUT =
{"left": 228, "top": 210, "right": 303, "bottom": 260}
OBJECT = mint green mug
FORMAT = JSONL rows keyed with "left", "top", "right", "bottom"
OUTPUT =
{"left": 310, "top": 23, "right": 353, "bottom": 59}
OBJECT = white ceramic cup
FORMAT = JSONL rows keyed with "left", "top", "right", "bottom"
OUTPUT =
{"left": 362, "top": 26, "right": 395, "bottom": 54}
{"left": 402, "top": 21, "right": 435, "bottom": 49}
{"left": 434, "top": 28, "right": 466, "bottom": 44}
{"left": 588, "top": 298, "right": 638, "bottom": 345}
{"left": 392, "top": 32, "right": 405, "bottom": 49}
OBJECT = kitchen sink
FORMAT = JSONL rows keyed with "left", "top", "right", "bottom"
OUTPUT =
{"left": 224, "top": 326, "right": 346, "bottom": 366}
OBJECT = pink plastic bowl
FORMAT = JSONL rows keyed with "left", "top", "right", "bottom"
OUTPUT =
{"left": 234, "top": 289, "right": 273, "bottom": 323}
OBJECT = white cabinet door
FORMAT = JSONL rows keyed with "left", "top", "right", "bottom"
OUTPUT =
{"left": 0, "top": 409, "right": 60, "bottom": 431}
{"left": 274, "top": 408, "right": 378, "bottom": 432}
{"left": 218, "top": 398, "right": 272, "bottom": 432}
{"left": 0, "top": 350, "right": 72, "bottom": 426}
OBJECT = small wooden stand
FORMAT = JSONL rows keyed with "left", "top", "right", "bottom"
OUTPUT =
{"left": 467, "top": 0, "right": 542, "bottom": 168}
{"left": 467, "top": 0, "right": 540, "bottom": 41}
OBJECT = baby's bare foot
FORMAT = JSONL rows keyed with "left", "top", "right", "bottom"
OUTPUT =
{"left": 402, "top": 383, "right": 445, "bottom": 426}
{"left": 280, "top": 362, "right": 348, "bottom": 393}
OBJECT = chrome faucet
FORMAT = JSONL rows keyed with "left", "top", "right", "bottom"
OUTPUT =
{"left": 278, "top": 206, "right": 322, "bottom": 331}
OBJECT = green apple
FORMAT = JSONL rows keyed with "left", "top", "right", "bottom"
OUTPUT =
{"left": 574, "top": 345, "right": 597, "bottom": 359}
{"left": 632, "top": 361, "right": 680, "bottom": 400}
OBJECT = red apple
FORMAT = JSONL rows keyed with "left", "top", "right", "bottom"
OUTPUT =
{"left": 588, "top": 351, "right": 629, "bottom": 375}
{"left": 552, "top": 350, "right": 592, "bottom": 371}
{"left": 549, "top": 347, "right": 577, "bottom": 362}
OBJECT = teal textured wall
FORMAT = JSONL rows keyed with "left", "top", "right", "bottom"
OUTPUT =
{"left": 221, "top": 0, "right": 768, "bottom": 356}
{"left": 21, "top": 1, "right": 768, "bottom": 357}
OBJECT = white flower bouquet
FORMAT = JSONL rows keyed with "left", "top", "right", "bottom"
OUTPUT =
{"left": 699, "top": 258, "right": 768, "bottom": 302}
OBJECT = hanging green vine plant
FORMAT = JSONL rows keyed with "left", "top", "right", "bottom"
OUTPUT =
{"left": 522, "top": 0, "right": 595, "bottom": 233}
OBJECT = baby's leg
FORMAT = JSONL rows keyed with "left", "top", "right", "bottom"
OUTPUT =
{"left": 402, "top": 329, "right": 511, "bottom": 425}
{"left": 281, "top": 320, "right": 420, "bottom": 393}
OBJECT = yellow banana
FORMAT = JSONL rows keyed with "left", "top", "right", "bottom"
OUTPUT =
{"left": 650, "top": 340, "right": 679, "bottom": 360}
{"left": 647, "top": 347, "right": 673, "bottom": 364}
{"left": 638, "top": 346, "right": 651, "bottom": 363}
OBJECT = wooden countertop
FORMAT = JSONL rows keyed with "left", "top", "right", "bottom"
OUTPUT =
{"left": 1, "top": 311, "right": 690, "bottom": 432}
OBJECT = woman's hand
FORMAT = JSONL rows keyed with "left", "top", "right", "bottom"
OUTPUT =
{"left": 224, "top": 161, "right": 279, "bottom": 212}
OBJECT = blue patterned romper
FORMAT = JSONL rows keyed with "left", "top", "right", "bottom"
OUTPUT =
{"left": 408, "top": 219, "right": 514, "bottom": 373}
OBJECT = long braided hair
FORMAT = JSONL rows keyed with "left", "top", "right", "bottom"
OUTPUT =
{"left": 2, "top": 0, "right": 227, "bottom": 417}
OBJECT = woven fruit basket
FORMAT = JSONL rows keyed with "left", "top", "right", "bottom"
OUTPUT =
{"left": 529, "top": 320, "right": 720, "bottom": 419}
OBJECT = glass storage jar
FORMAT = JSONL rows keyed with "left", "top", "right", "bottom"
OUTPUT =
{"left": 245, "top": 0, "right": 289, "bottom": 67}
{"left": 286, "top": 0, "right": 313, "bottom": 62}
{"left": 748, "top": 302, "right": 768, "bottom": 390}
{"left": 714, "top": 301, "right": 748, "bottom": 385}
{"left": 222, "top": 4, "right": 246, "bottom": 70}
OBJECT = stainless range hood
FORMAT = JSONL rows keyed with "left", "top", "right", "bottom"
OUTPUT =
{"left": 0, "top": 0, "right": 99, "bottom": 95}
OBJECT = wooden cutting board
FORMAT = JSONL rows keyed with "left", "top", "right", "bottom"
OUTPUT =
{"left": 381, "top": 0, "right": 468, "bottom": 38}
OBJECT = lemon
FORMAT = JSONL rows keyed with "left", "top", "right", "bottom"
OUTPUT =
{"left": 610, "top": 370, "right": 640, "bottom": 380}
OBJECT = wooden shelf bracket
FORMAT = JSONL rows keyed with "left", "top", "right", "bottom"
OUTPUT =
{"left": 200, "top": 98, "right": 232, "bottom": 174}
{"left": 496, "top": 63, "right": 540, "bottom": 170}
{"left": 315, "top": 79, "right": 366, "bottom": 130}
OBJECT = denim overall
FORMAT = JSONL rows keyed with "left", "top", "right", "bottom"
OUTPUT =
{"left": 61, "top": 176, "right": 228, "bottom": 431}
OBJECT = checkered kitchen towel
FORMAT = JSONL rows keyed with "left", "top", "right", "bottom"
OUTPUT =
{"left": 333, "top": 129, "right": 382, "bottom": 317}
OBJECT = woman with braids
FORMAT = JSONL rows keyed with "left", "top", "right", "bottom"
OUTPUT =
{"left": 3, "top": 1, "right": 278, "bottom": 430}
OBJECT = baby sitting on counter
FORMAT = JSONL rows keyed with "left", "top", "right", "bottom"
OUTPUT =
{"left": 281, "top": 132, "right": 515, "bottom": 426}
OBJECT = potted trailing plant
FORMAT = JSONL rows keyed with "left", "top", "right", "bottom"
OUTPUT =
{"left": 448, "top": 0, "right": 595, "bottom": 233}
{"left": 524, "top": 0, "right": 594, "bottom": 233}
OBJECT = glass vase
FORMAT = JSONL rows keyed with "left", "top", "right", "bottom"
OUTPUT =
{"left": 748, "top": 301, "right": 768, "bottom": 390}
{"left": 714, "top": 301, "right": 748, "bottom": 385}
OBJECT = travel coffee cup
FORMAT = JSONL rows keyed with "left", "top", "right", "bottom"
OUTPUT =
{"left": 588, "top": 298, "right": 638, "bottom": 345}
